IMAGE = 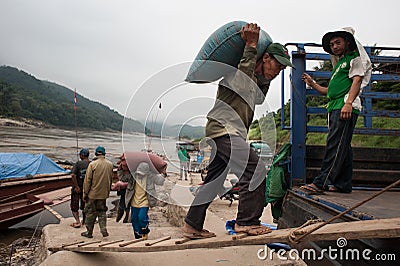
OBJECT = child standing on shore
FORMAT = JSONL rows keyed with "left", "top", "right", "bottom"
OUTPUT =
{"left": 125, "top": 162, "right": 165, "bottom": 239}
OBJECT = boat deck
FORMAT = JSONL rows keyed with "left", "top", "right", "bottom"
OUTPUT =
{"left": 301, "top": 189, "right": 400, "bottom": 219}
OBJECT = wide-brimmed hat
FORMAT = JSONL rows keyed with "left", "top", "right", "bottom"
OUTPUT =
{"left": 322, "top": 28, "right": 357, "bottom": 55}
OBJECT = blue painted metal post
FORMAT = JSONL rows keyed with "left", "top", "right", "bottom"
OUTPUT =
{"left": 363, "top": 46, "right": 373, "bottom": 128}
{"left": 290, "top": 48, "right": 307, "bottom": 186}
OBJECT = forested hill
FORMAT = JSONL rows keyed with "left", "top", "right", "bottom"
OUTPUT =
{"left": 0, "top": 66, "right": 144, "bottom": 132}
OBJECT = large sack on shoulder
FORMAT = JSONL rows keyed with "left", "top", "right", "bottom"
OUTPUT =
{"left": 186, "top": 21, "right": 273, "bottom": 83}
{"left": 122, "top": 152, "right": 167, "bottom": 174}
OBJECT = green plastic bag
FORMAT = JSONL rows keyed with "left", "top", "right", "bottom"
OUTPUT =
{"left": 265, "top": 143, "right": 291, "bottom": 220}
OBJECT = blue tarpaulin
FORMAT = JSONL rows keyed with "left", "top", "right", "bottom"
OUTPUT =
{"left": 0, "top": 153, "right": 67, "bottom": 180}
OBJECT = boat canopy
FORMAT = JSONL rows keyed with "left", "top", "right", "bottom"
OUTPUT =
{"left": 0, "top": 153, "right": 67, "bottom": 180}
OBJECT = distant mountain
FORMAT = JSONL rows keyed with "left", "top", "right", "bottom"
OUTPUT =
{"left": 167, "top": 124, "right": 205, "bottom": 139}
{"left": 0, "top": 66, "right": 144, "bottom": 132}
{"left": 145, "top": 121, "right": 205, "bottom": 140}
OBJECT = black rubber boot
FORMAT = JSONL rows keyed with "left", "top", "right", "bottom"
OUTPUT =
{"left": 116, "top": 208, "right": 124, "bottom": 222}
{"left": 141, "top": 227, "right": 150, "bottom": 240}
{"left": 134, "top": 232, "right": 142, "bottom": 239}
{"left": 123, "top": 209, "right": 130, "bottom": 223}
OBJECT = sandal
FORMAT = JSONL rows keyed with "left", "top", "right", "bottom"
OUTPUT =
{"left": 183, "top": 231, "right": 216, "bottom": 239}
{"left": 70, "top": 222, "right": 81, "bottom": 228}
{"left": 81, "top": 231, "right": 93, "bottom": 238}
{"left": 299, "top": 184, "right": 325, "bottom": 195}
{"left": 183, "top": 230, "right": 216, "bottom": 239}
{"left": 328, "top": 185, "right": 340, "bottom": 192}
{"left": 182, "top": 224, "right": 216, "bottom": 239}
{"left": 234, "top": 224, "right": 272, "bottom": 236}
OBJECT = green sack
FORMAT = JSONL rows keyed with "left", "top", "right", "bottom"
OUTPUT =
{"left": 265, "top": 143, "right": 291, "bottom": 204}
{"left": 186, "top": 21, "right": 273, "bottom": 83}
{"left": 266, "top": 164, "right": 286, "bottom": 200}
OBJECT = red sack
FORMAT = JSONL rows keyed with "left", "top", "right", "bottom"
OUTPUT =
{"left": 122, "top": 152, "right": 167, "bottom": 174}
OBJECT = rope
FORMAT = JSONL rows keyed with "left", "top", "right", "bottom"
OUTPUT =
{"left": 289, "top": 177, "right": 400, "bottom": 243}
{"left": 288, "top": 219, "right": 323, "bottom": 244}
{"left": 27, "top": 209, "right": 44, "bottom": 249}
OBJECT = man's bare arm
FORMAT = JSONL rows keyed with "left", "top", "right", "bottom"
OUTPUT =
{"left": 302, "top": 73, "right": 328, "bottom": 95}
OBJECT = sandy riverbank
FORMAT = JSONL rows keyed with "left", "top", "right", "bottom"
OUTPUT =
{"left": 0, "top": 117, "right": 49, "bottom": 128}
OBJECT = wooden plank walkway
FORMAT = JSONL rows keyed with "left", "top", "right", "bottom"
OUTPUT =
{"left": 48, "top": 217, "right": 400, "bottom": 253}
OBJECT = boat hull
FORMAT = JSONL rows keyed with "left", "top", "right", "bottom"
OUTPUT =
{"left": 0, "top": 194, "right": 45, "bottom": 229}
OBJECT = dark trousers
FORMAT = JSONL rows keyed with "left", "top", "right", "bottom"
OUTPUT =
{"left": 185, "top": 135, "right": 267, "bottom": 231}
{"left": 118, "top": 189, "right": 129, "bottom": 211}
{"left": 313, "top": 110, "right": 358, "bottom": 193}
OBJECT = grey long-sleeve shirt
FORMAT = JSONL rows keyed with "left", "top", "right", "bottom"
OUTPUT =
{"left": 205, "top": 46, "right": 270, "bottom": 140}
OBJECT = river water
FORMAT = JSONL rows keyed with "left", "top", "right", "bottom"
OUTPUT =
{"left": 0, "top": 125, "right": 181, "bottom": 164}
{"left": 0, "top": 125, "right": 183, "bottom": 245}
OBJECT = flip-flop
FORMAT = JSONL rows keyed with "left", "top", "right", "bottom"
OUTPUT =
{"left": 70, "top": 222, "right": 81, "bottom": 228}
{"left": 299, "top": 184, "right": 325, "bottom": 195}
{"left": 183, "top": 229, "right": 216, "bottom": 239}
{"left": 247, "top": 226, "right": 273, "bottom": 236}
{"left": 234, "top": 224, "right": 272, "bottom": 236}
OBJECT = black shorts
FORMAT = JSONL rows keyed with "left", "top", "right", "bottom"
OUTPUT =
{"left": 70, "top": 187, "right": 85, "bottom": 212}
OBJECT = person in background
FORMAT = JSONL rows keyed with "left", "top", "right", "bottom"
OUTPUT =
{"left": 183, "top": 23, "right": 295, "bottom": 239}
{"left": 125, "top": 162, "right": 165, "bottom": 240}
{"left": 115, "top": 154, "right": 131, "bottom": 223}
{"left": 301, "top": 27, "right": 371, "bottom": 194}
{"left": 177, "top": 146, "right": 189, "bottom": 181}
{"left": 70, "top": 148, "right": 90, "bottom": 228}
{"left": 81, "top": 146, "right": 113, "bottom": 238}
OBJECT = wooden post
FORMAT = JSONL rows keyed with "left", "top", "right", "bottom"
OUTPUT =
{"left": 98, "top": 240, "right": 124, "bottom": 247}
{"left": 175, "top": 238, "right": 191, "bottom": 245}
{"left": 77, "top": 240, "right": 101, "bottom": 247}
{"left": 119, "top": 238, "right": 144, "bottom": 247}
{"left": 61, "top": 241, "right": 84, "bottom": 248}
{"left": 145, "top": 236, "right": 171, "bottom": 246}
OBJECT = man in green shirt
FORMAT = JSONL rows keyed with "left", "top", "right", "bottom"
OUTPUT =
{"left": 301, "top": 28, "right": 366, "bottom": 193}
{"left": 183, "top": 23, "right": 295, "bottom": 238}
{"left": 177, "top": 147, "right": 189, "bottom": 180}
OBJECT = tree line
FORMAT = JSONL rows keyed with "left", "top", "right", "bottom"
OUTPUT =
{"left": 0, "top": 66, "right": 144, "bottom": 132}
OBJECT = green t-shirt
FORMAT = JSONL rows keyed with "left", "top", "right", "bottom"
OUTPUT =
{"left": 178, "top": 149, "right": 189, "bottom": 162}
{"left": 326, "top": 51, "right": 360, "bottom": 114}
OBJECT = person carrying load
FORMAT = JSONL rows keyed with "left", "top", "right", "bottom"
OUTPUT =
{"left": 183, "top": 23, "right": 295, "bottom": 239}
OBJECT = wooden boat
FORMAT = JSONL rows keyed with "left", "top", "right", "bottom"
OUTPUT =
{"left": 0, "top": 172, "right": 72, "bottom": 200}
{"left": 0, "top": 194, "right": 45, "bottom": 229}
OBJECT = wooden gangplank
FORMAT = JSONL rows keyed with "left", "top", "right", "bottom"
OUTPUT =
{"left": 49, "top": 217, "right": 400, "bottom": 253}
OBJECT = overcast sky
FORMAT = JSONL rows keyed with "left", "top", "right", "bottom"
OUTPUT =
{"left": 1, "top": 0, "right": 399, "bottom": 126}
